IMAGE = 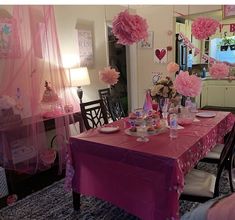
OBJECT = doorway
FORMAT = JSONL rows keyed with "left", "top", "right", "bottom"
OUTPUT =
{"left": 107, "top": 25, "right": 128, "bottom": 115}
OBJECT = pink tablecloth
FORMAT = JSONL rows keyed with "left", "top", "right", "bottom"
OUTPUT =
{"left": 69, "top": 111, "right": 234, "bottom": 220}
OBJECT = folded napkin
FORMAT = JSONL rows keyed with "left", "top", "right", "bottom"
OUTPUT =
{"left": 167, "top": 125, "right": 184, "bottom": 130}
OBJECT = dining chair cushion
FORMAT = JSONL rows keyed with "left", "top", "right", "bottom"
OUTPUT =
{"left": 183, "top": 169, "right": 216, "bottom": 198}
{"left": 204, "top": 144, "right": 224, "bottom": 160}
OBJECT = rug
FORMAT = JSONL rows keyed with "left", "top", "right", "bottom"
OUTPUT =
{"left": 0, "top": 162, "right": 231, "bottom": 220}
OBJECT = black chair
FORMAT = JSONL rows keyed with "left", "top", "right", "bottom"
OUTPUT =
{"left": 98, "top": 88, "right": 112, "bottom": 120}
{"left": 107, "top": 95, "right": 126, "bottom": 121}
{"left": 199, "top": 131, "right": 231, "bottom": 164}
{"left": 181, "top": 123, "right": 235, "bottom": 202}
{"left": 80, "top": 99, "right": 108, "bottom": 130}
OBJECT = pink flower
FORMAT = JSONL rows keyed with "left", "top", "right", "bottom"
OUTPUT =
{"left": 192, "top": 17, "right": 220, "bottom": 40}
{"left": 112, "top": 10, "right": 148, "bottom": 45}
{"left": 99, "top": 67, "right": 120, "bottom": 85}
{"left": 209, "top": 62, "right": 230, "bottom": 79}
{"left": 167, "top": 62, "right": 179, "bottom": 74}
{"left": 174, "top": 71, "right": 202, "bottom": 97}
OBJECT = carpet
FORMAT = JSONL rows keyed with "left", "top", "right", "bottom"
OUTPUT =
{"left": 0, "top": 162, "right": 231, "bottom": 220}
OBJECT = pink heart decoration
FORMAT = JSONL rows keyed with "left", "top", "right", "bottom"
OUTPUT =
{"left": 155, "top": 49, "right": 166, "bottom": 61}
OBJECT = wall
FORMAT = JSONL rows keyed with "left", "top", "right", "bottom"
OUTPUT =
{"left": 54, "top": 5, "right": 108, "bottom": 102}
{"left": 133, "top": 6, "right": 175, "bottom": 107}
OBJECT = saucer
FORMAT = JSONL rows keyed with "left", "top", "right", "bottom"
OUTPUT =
{"left": 98, "top": 126, "right": 120, "bottom": 133}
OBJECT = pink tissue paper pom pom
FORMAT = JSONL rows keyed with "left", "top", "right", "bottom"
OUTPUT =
{"left": 209, "top": 62, "right": 230, "bottom": 79}
{"left": 99, "top": 67, "right": 120, "bottom": 86}
{"left": 192, "top": 17, "right": 220, "bottom": 40}
{"left": 112, "top": 10, "right": 148, "bottom": 45}
{"left": 167, "top": 62, "right": 179, "bottom": 74}
{"left": 174, "top": 71, "right": 202, "bottom": 97}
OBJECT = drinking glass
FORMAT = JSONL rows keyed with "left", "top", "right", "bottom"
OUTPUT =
{"left": 136, "top": 119, "right": 149, "bottom": 142}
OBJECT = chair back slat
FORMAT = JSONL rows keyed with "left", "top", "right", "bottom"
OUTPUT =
{"left": 107, "top": 96, "right": 125, "bottom": 121}
{"left": 98, "top": 88, "right": 112, "bottom": 120}
{"left": 214, "top": 122, "right": 235, "bottom": 197}
{"left": 80, "top": 99, "right": 108, "bottom": 130}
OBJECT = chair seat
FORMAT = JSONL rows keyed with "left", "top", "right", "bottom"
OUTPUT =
{"left": 183, "top": 169, "right": 216, "bottom": 198}
{"left": 204, "top": 144, "right": 224, "bottom": 160}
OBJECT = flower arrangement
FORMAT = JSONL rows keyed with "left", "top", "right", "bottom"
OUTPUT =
{"left": 99, "top": 66, "right": 120, "bottom": 85}
{"left": 167, "top": 62, "right": 179, "bottom": 74}
{"left": 191, "top": 17, "right": 220, "bottom": 40}
{"left": 112, "top": 10, "right": 148, "bottom": 45}
{"left": 150, "top": 76, "right": 177, "bottom": 99}
{"left": 174, "top": 71, "right": 202, "bottom": 97}
{"left": 209, "top": 62, "right": 230, "bottom": 79}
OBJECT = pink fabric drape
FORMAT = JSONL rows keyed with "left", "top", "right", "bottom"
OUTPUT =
{"left": 0, "top": 6, "right": 79, "bottom": 174}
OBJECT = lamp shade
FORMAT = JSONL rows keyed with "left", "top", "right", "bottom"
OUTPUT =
{"left": 69, "top": 67, "right": 90, "bottom": 87}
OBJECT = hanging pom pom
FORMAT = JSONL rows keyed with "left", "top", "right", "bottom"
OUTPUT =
{"left": 167, "top": 62, "right": 179, "bottom": 74}
{"left": 174, "top": 71, "right": 202, "bottom": 97}
{"left": 99, "top": 66, "right": 120, "bottom": 85}
{"left": 209, "top": 62, "right": 230, "bottom": 79}
{"left": 192, "top": 17, "right": 220, "bottom": 40}
{"left": 112, "top": 10, "right": 148, "bottom": 45}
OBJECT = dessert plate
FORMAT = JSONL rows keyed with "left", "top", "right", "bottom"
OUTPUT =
{"left": 98, "top": 126, "right": 120, "bottom": 133}
{"left": 196, "top": 112, "right": 216, "bottom": 118}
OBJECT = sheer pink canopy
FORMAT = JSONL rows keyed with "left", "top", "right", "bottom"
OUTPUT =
{"left": 0, "top": 6, "right": 80, "bottom": 174}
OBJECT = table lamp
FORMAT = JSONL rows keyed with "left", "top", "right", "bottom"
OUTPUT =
{"left": 69, "top": 67, "right": 91, "bottom": 103}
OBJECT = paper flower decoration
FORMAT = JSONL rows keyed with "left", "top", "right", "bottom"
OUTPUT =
{"left": 209, "top": 62, "right": 230, "bottom": 79}
{"left": 99, "top": 67, "right": 120, "bottom": 85}
{"left": 112, "top": 10, "right": 148, "bottom": 45}
{"left": 167, "top": 62, "right": 179, "bottom": 74}
{"left": 192, "top": 17, "right": 220, "bottom": 40}
{"left": 174, "top": 71, "right": 202, "bottom": 97}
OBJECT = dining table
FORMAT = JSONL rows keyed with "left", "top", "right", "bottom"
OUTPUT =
{"left": 68, "top": 111, "right": 234, "bottom": 220}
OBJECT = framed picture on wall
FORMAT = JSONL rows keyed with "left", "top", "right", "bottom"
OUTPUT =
{"left": 138, "top": 31, "right": 154, "bottom": 49}
{"left": 223, "top": 5, "right": 235, "bottom": 19}
{"left": 76, "top": 19, "right": 94, "bottom": 68}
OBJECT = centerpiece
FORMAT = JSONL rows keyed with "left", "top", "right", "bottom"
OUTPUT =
{"left": 174, "top": 70, "right": 202, "bottom": 125}
{"left": 150, "top": 75, "right": 177, "bottom": 113}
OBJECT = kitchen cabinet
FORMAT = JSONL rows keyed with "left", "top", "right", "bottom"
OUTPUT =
{"left": 199, "top": 79, "right": 235, "bottom": 108}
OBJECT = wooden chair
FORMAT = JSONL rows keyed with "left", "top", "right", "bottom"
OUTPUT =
{"left": 107, "top": 96, "right": 126, "bottom": 121}
{"left": 80, "top": 99, "right": 108, "bottom": 130}
{"left": 181, "top": 123, "right": 235, "bottom": 202}
{"left": 98, "top": 88, "right": 112, "bottom": 120}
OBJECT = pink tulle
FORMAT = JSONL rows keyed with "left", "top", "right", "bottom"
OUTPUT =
{"left": 192, "top": 17, "right": 220, "bottom": 40}
{"left": 209, "top": 62, "right": 230, "bottom": 79}
{"left": 99, "top": 67, "right": 120, "bottom": 85}
{"left": 112, "top": 10, "right": 148, "bottom": 45}
{"left": 174, "top": 71, "right": 202, "bottom": 97}
{"left": 167, "top": 62, "right": 179, "bottom": 74}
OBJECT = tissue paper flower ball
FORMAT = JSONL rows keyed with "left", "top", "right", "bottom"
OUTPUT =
{"left": 192, "top": 17, "right": 220, "bottom": 40}
{"left": 209, "top": 62, "right": 230, "bottom": 79}
{"left": 99, "top": 67, "right": 120, "bottom": 85}
{"left": 167, "top": 62, "right": 179, "bottom": 73}
{"left": 174, "top": 71, "right": 202, "bottom": 97}
{"left": 112, "top": 10, "right": 148, "bottom": 45}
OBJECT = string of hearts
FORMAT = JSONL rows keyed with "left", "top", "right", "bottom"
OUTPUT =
{"left": 178, "top": 32, "right": 218, "bottom": 64}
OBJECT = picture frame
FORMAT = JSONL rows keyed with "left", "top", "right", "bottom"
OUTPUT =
{"left": 138, "top": 31, "right": 154, "bottom": 49}
{"left": 75, "top": 19, "right": 95, "bottom": 68}
{"left": 222, "top": 5, "right": 235, "bottom": 19}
